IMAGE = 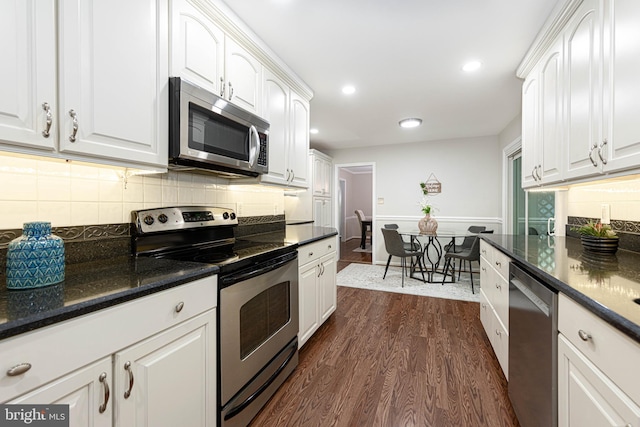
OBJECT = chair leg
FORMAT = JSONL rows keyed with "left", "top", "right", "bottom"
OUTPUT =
{"left": 441, "top": 258, "right": 451, "bottom": 285}
{"left": 383, "top": 255, "right": 392, "bottom": 279}
{"left": 360, "top": 225, "right": 366, "bottom": 249}
{"left": 470, "top": 266, "right": 474, "bottom": 294}
{"left": 401, "top": 257, "right": 405, "bottom": 287}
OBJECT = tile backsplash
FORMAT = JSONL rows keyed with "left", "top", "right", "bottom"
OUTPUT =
{"left": 0, "top": 153, "right": 285, "bottom": 229}
{"left": 567, "top": 175, "right": 640, "bottom": 222}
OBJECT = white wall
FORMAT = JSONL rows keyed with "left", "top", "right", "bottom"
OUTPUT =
{"left": 328, "top": 135, "right": 503, "bottom": 264}
{"left": 0, "top": 152, "right": 285, "bottom": 229}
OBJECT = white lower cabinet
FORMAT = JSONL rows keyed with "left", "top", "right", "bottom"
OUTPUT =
{"left": 558, "top": 294, "right": 640, "bottom": 427}
{"left": 479, "top": 240, "right": 510, "bottom": 379}
{"left": 1, "top": 277, "right": 217, "bottom": 427}
{"left": 298, "top": 235, "right": 338, "bottom": 347}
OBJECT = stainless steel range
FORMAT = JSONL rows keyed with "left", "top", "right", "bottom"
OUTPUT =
{"left": 131, "top": 206, "right": 299, "bottom": 427}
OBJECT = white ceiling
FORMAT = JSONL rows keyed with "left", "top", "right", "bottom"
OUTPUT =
{"left": 222, "top": 0, "right": 560, "bottom": 152}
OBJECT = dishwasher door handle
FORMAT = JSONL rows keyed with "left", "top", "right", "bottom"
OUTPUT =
{"left": 510, "top": 277, "right": 551, "bottom": 317}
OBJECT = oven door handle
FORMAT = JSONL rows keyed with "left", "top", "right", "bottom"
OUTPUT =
{"left": 220, "top": 252, "right": 297, "bottom": 287}
{"left": 223, "top": 340, "right": 297, "bottom": 421}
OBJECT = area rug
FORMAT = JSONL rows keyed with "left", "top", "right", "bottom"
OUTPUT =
{"left": 352, "top": 243, "right": 372, "bottom": 253}
{"left": 337, "top": 263, "right": 480, "bottom": 303}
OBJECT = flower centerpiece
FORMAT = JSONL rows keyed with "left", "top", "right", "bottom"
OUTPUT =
{"left": 573, "top": 220, "right": 619, "bottom": 254}
{"left": 418, "top": 183, "right": 438, "bottom": 233}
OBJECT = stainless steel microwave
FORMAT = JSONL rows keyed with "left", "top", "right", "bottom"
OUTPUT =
{"left": 169, "top": 77, "right": 269, "bottom": 177}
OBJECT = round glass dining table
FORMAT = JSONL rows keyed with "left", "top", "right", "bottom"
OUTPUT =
{"left": 397, "top": 229, "right": 474, "bottom": 283}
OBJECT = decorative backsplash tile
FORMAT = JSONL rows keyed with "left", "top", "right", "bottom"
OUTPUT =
{"left": 567, "top": 216, "right": 640, "bottom": 253}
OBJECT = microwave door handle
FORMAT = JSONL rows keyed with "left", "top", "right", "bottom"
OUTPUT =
{"left": 248, "top": 125, "right": 258, "bottom": 167}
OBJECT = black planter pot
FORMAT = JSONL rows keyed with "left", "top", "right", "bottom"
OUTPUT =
{"left": 580, "top": 235, "right": 619, "bottom": 254}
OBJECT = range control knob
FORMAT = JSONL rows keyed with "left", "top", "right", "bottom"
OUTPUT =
{"left": 143, "top": 215, "right": 154, "bottom": 226}
{"left": 230, "top": 212, "right": 236, "bottom": 220}
{"left": 223, "top": 212, "right": 230, "bottom": 220}
{"left": 158, "top": 214, "right": 168, "bottom": 223}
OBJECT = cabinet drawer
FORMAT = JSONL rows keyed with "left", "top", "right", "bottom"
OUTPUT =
{"left": 480, "top": 289, "right": 509, "bottom": 380}
{"left": 298, "top": 236, "right": 337, "bottom": 267}
{"left": 492, "top": 249, "right": 511, "bottom": 281}
{"left": 0, "top": 276, "right": 216, "bottom": 402}
{"left": 480, "top": 240, "right": 493, "bottom": 264}
{"left": 558, "top": 294, "right": 640, "bottom": 405}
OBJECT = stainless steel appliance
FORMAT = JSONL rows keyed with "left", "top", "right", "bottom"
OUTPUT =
{"left": 509, "top": 263, "right": 558, "bottom": 427}
{"left": 131, "top": 206, "right": 298, "bottom": 427}
{"left": 169, "top": 77, "right": 269, "bottom": 177}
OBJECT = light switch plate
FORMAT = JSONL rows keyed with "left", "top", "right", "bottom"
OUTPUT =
{"left": 601, "top": 204, "right": 610, "bottom": 224}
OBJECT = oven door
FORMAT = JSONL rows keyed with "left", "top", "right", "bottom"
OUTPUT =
{"left": 219, "top": 253, "right": 299, "bottom": 411}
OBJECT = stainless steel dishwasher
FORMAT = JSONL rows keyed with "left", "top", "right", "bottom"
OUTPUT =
{"left": 508, "top": 263, "right": 558, "bottom": 427}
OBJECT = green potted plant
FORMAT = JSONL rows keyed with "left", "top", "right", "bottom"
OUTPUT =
{"left": 418, "top": 183, "right": 437, "bottom": 233}
{"left": 573, "top": 220, "right": 619, "bottom": 254}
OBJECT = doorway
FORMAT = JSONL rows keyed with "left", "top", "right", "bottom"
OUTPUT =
{"left": 334, "top": 163, "right": 374, "bottom": 270}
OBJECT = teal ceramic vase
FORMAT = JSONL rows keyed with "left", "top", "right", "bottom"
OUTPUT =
{"left": 6, "top": 222, "right": 65, "bottom": 289}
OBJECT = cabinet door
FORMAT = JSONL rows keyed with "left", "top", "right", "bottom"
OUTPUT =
{"left": 603, "top": 0, "right": 640, "bottom": 173}
{"left": 313, "top": 156, "right": 331, "bottom": 196}
{"left": 539, "top": 40, "right": 563, "bottom": 184}
{"left": 114, "top": 309, "right": 216, "bottom": 427}
{"left": 8, "top": 357, "right": 112, "bottom": 427}
{"left": 564, "top": 0, "right": 603, "bottom": 180}
{"left": 57, "top": 0, "right": 168, "bottom": 168}
{"left": 558, "top": 334, "right": 640, "bottom": 427}
{"left": 522, "top": 74, "right": 539, "bottom": 188}
{"left": 289, "top": 92, "right": 310, "bottom": 188}
{"left": 318, "top": 252, "right": 337, "bottom": 322}
{"left": 170, "top": 0, "right": 225, "bottom": 95}
{"left": 298, "top": 262, "right": 319, "bottom": 348}
{"left": 261, "top": 69, "right": 290, "bottom": 186}
{"left": 0, "top": 0, "right": 56, "bottom": 151}
{"left": 224, "top": 37, "right": 262, "bottom": 114}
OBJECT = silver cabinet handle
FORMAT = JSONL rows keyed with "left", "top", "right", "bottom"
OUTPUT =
{"left": 481, "top": 303, "right": 486, "bottom": 309}
{"left": 578, "top": 330, "right": 592, "bottom": 341}
{"left": 42, "top": 103, "right": 52, "bottom": 138}
{"left": 495, "top": 261, "right": 501, "bottom": 267}
{"left": 495, "top": 283, "right": 501, "bottom": 290}
{"left": 532, "top": 166, "right": 538, "bottom": 181}
{"left": 68, "top": 109, "right": 78, "bottom": 142}
{"left": 220, "top": 77, "right": 225, "bottom": 98}
{"left": 495, "top": 329, "right": 502, "bottom": 337}
{"left": 328, "top": 245, "right": 332, "bottom": 249}
{"left": 481, "top": 266, "right": 487, "bottom": 272}
{"left": 308, "top": 251, "right": 314, "bottom": 257}
{"left": 6, "top": 362, "right": 32, "bottom": 376}
{"left": 317, "top": 264, "right": 322, "bottom": 278}
{"left": 228, "top": 81, "right": 234, "bottom": 100}
{"left": 598, "top": 139, "right": 608, "bottom": 165}
{"left": 588, "top": 143, "right": 598, "bottom": 167}
{"left": 175, "top": 301, "right": 184, "bottom": 313}
{"left": 536, "top": 164, "right": 542, "bottom": 180}
{"left": 290, "top": 170, "right": 295, "bottom": 183}
{"left": 123, "top": 361, "right": 134, "bottom": 399}
{"left": 99, "top": 372, "right": 110, "bottom": 413}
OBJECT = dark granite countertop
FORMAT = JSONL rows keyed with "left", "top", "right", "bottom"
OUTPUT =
{"left": 285, "top": 225, "right": 338, "bottom": 246}
{"left": 481, "top": 234, "right": 640, "bottom": 343}
{"left": 0, "top": 256, "right": 218, "bottom": 340}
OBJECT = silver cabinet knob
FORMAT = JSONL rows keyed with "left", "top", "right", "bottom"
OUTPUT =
{"left": 42, "top": 102, "right": 52, "bottom": 138}
{"left": 6, "top": 362, "right": 32, "bottom": 376}
{"left": 175, "top": 301, "right": 184, "bottom": 313}
{"left": 578, "top": 330, "right": 592, "bottom": 341}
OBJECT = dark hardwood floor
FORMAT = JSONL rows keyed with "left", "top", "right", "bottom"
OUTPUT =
{"left": 337, "top": 238, "right": 372, "bottom": 272}
{"left": 250, "top": 281, "right": 519, "bottom": 426}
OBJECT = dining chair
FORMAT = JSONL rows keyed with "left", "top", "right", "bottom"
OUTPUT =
{"left": 440, "top": 235, "right": 481, "bottom": 293}
{"left": 382, "top": 224, "right": 421, "bottom": 278}
{"left": 381, "top": 228, "right": 426, "bottom": 287}
{"left": 355, "top": 209, "right": 372, "bottom": 249}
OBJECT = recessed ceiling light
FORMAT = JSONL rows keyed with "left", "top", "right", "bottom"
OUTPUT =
{"left": 342, "top": 85, "right": 356, "bottom": 95}
{"left": 462, "top": 61, "right": 482, "bottom": 72}
{"left": 399, "top": 118, "right": 422, "bottom": 128}
{"left": 310, "top": 128, "right": 319, "bottom": 134}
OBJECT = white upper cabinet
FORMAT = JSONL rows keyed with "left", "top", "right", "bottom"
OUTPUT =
{"left": 170, "top": 0, "right": 225, "bottom": 95}
{"left": 0, "top": 1, "right": 57, "bottom": 152}
{"left": 602, "top": 0, "right": 640, "bottom": 172}
{"left": 224, "top": 37, "right": 262, "bottom": 114}
{"left": 522, "top": 38, "right": 563, "bottom": 188}
{"left": 57, "top": 0, "right": 168, "bottom": 168}
{"left": 564, "top": 0, "right": 603, "bottom": 180}
{"left": 170, "top": 0, "right": 262, "bottom": 115}
{"left": 0, "top": 0, "right": 169, "bottom": 170}
{"left": 289, "top": 92, "right": 310, "bottom": 188}
{"left": 261, "top": 68, "right": 290, "bottom": 185}
{"left": 520, "top": 0, "right": 640, "bottom": 186}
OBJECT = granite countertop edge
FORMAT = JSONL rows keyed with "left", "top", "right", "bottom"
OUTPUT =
{"left": 0, "top": 259, "right": 218, "bottom": 341}
{"left": 286, "top": 225, "right": 338, "bottom": 246}
{"left": 480, "top": 235, "right": 640, "bottom": 344}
